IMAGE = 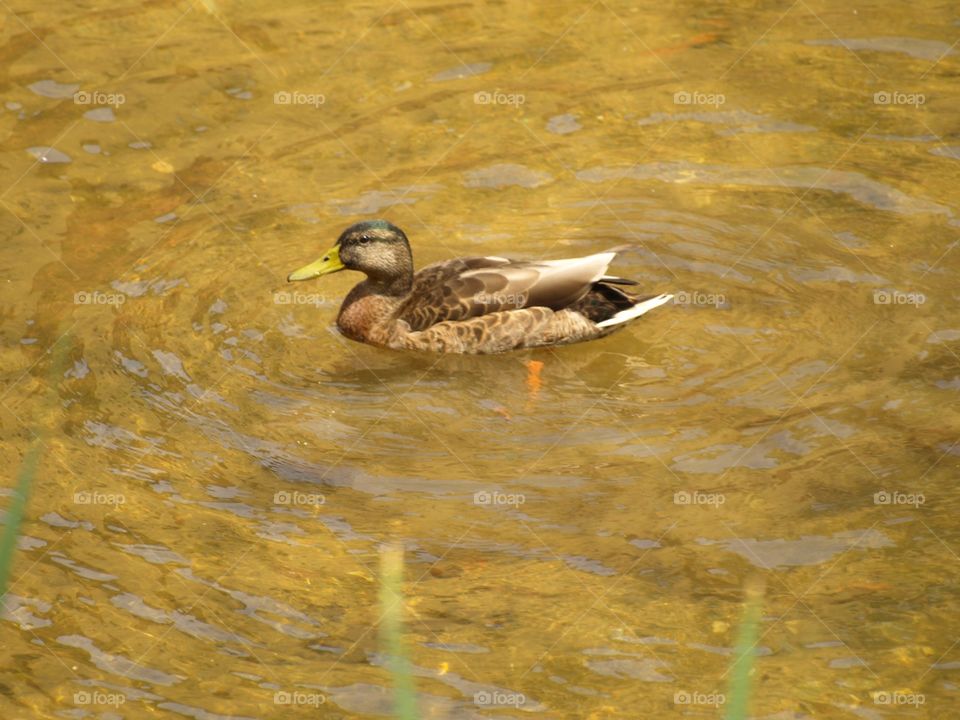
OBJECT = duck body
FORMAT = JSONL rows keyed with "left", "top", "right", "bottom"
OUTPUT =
{"left": 287, "top": 220, "right": 672, "bottom": 355}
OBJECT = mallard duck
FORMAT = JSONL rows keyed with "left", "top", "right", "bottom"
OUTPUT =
{"left": 287, "top": 220, "right": 672, "bottom": 354}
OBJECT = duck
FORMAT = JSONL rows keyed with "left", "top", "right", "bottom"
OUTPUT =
{"left": 286, "top": 220, "right": 673, "bottom": 354}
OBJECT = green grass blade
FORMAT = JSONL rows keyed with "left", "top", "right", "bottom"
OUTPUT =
{"left": 0, "top": 439, "right": 43, "bottom": 598}
{"left": 379, "top": 542, "right": 418, "bottom": 719}
{"left": 724, "top": 577, "right": 765, "bottom": 720}
{"left": 0, "top": 334, "right": 71, "bottom": 601}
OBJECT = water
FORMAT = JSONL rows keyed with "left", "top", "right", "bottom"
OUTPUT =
{"left": 1, "top": 1, "right": 958, "bottom": 717}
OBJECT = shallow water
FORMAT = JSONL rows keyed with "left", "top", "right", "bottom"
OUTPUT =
{"left": 1, "top": 1, "right": 959, "bottom": 718}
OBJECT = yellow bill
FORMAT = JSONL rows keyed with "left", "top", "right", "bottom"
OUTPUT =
{"left": 287, "top": 246, "right": 344, "bottom": 282}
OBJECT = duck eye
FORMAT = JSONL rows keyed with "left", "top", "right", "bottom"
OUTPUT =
{"left": 358, "top": 236, "right": 371, "bottom": 245}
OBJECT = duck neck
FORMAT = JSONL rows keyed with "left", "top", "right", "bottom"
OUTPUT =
{"left": 364, "top": 248, "right": 414, "bottom": 297}
{"left": 365, "top": 273, "right": 412, "bottom": 297}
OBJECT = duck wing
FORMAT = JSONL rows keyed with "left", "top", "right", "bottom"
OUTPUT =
{"left": 395, "top": 253, "right": 617, "bottom": 331}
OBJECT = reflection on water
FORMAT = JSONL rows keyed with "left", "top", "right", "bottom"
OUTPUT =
{"left": 1, "top": 0, "right": 959, "bottom": 717}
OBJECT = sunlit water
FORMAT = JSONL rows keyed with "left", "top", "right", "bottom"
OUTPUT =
{"left": 1, "top": 1, "right": 959, "bottom": 718}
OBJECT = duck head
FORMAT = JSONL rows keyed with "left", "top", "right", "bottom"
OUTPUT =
{"left": 287, "top": 219, "right": 414, "bottom": 294}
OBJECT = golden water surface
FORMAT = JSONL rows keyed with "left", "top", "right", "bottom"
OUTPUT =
{"left": 1, "top": 1, "right": 959, "bottom": 718}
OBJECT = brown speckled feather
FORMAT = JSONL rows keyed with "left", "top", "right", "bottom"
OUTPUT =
{"left": 394, "top": 254, "right": 616, "bottom": 331}
{"left": 339, "top": 255, "right": 668, "bottom": 353}
{"left": 399, "top": 307, "right": 602, "bottom": 354}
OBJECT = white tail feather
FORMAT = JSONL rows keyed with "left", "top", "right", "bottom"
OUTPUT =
{"left": 595, "top": 293, "right": 673, "bottom": 328}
